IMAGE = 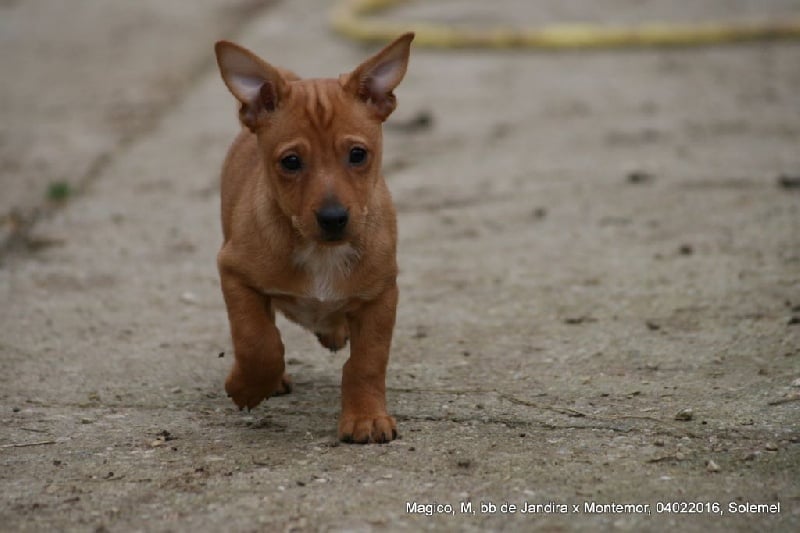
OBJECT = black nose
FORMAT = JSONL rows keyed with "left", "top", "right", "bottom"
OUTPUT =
{"left": 315, "top": 204, "right": 349, "bottom": 240}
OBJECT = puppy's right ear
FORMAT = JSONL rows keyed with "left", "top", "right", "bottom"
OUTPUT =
{"left": 215, "top": 41, "right": 287, "bottom": 131}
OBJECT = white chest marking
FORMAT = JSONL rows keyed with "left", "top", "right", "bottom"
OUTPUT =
{"left": 291, "top": 243, "right": 360, "bottom": 302}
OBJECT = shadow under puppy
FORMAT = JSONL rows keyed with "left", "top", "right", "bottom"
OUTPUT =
{"left": 214, "top": 33, "right": 414, "bottom": 444}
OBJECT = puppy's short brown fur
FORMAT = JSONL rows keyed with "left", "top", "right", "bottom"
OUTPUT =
{"left": 214, "top": 34, "right": 413, "bottom": 443}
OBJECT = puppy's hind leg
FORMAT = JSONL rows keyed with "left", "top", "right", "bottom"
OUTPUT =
{"left": 315, "top": 322, "right": 350, "bottom": 352}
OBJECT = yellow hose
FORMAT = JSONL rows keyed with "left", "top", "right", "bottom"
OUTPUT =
{"left": 331, "top": 0, "right": 800, "bottom": 49}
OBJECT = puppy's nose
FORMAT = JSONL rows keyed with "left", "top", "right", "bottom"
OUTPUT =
{"left": 315, "top": 204, "right": 349, "bottom": 240}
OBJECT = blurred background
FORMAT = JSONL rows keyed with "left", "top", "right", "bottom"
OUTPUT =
{"left": 2, "top": 0, "right": 799, "bottom": 249}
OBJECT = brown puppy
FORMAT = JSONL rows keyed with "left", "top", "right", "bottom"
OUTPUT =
{"left": 214, "top": 33, "right": 413, "bottom": 444}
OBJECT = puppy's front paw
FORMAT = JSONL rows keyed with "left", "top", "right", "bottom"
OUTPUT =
{"left": 224, "top": 364, "right": 285, "bottom": 411}
{"left": 338, "top": 413, "right": 397, "bottom": 444}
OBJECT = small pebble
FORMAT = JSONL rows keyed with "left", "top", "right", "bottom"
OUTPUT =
{"left": 777, "top": 174, "right": 800, "bottom": 190}
{"left": 180, "top": 292, "right": 198, "bottom": 304}
{"left": 675, "top": 408, "right": 694, "bottom": 421}
{"left": 706, "top": 459, "right": 721, "bottom": 472}
{"left": 627, "top": 170, "right": 655, "bottom": 184}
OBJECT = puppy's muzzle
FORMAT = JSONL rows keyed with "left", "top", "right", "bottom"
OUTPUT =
{"left": 315, "top": 203, "right": 349, "bottom": 242}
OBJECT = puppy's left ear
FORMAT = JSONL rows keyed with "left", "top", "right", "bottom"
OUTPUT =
{"left": 343, "top": 32, "right": 414, "bottom": 121}
{"left": 215, "top": 40, "right": 288, "bottom": 131}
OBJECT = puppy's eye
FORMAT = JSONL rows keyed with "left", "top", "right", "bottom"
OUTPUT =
{"left": 280, "top": 154, "right": 302, "bottom": 172}
{"left": 348, "top": 147, "right": 368, "bottom": 166}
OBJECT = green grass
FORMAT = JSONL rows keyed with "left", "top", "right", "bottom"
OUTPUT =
{"left": 46, "top": 181, "right": 73, "bottom": 201}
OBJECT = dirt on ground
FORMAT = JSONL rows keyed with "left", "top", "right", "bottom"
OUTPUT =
{"left": 1, "top": 1, "right": 799, "bottom": 532}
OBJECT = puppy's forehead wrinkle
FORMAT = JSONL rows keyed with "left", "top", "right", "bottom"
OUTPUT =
{"left": 290, "top": 79, "right": 341, "bottom": 133}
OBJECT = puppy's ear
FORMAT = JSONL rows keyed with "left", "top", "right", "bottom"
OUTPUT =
{"left": 215, "top": 41, "right": 287, "bottom": 131}
{"left": 343, "top": 32, "right": 414, "bottom": 121}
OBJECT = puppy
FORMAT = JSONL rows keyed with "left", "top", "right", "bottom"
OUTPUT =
{"left": 214, "top": 33, "right": 413, "bottom": 443}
